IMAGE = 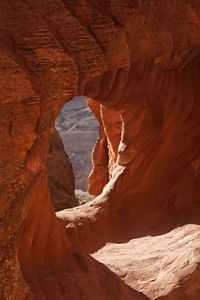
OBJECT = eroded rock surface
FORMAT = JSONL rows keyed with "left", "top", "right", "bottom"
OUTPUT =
{"left": 47, "top": 129, "right": 79, "bottom": 211}
{"left": 92, "top": 224, "right": 200, "bottom": 299}
{"left": 1, "top": 1, "right": 200, "bottom": 300}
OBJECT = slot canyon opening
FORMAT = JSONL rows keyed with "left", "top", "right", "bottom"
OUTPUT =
{"left": 48, "top": 96, "right": 100, "bottom": 211}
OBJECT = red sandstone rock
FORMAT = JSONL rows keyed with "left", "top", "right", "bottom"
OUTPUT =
{"left": 1, "top": 1, "right": 200, "bottom": 300}
{"left": 87, "top": 99, "right": 109, "bottom": 196}
{"left": 47, "top": 130, "right": 79, "bottom": 211}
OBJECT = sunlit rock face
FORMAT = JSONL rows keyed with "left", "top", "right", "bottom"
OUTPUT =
{"left": 56, "top": 96, "right": 99, "bottom": 191}
{"left": 1, "top": 1, "right": 200, "bottom": 300}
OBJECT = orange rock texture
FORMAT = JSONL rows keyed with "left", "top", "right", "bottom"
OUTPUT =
{"left": 47, "top": 130, "right": 78, "bottom": 211}
{"left": 1, "top": 1, "right": 200, "bottom": 299}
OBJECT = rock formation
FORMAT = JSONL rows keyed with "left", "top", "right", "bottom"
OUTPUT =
{"left": 1, "top": 1, "right": 200, "bottom": 299}
{"left": 75, "top": 189, "right": 95, "bottom": 205}
{"left": 56, "top": 96, "right": 99, "bottom": 191}
{"left": 47, "top": 129, "right": 79, "bottom": 211}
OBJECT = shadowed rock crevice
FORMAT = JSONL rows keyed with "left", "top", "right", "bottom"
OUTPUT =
{"left": 47, "top": 129, "right": 79, "bottom": 211}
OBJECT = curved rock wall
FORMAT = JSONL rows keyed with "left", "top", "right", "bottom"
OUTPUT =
{"left": 87, "top": 60, "right": 200, "bottom": 238}
{"left": 1, "top": 1, "right": 200, "bottom": 299}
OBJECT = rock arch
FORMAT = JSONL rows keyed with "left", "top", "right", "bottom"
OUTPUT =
{"left": 1, "top": 1, "right": 200, "bottom": 299}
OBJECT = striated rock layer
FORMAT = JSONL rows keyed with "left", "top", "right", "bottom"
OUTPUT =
{"left": 1, "top": 1, "right": 200, "bottom": 299}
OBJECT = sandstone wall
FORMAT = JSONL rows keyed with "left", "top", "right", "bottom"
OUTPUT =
{"left": 47, "top": 129, "right": 78, "bottom": 211}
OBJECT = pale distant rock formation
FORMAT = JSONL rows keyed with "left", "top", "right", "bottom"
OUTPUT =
{"left": 56, "top": 96, "right": 99, "bottom": 191}
{"left": 75, "top": 189, "right": 95, "bottom": 205}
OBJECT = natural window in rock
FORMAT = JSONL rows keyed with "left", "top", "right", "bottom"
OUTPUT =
{"left": 51, "top": 96, "right": 99, "bottom": 209}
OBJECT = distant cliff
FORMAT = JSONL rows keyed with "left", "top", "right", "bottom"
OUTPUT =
{"left": 56, "top": 96, "right": 99, "bottom": 191}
